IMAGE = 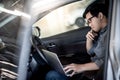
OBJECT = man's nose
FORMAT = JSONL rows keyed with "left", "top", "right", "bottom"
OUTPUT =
{"left": 88, "top": 23, "right": 92, "bottom": 27}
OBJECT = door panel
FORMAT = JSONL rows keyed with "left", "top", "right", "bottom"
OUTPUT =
{"left": 41, "top": 27, "right": 91, "bottom": 64}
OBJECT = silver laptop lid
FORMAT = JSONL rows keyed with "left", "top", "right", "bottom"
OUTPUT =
{"left": 42, "top": 49, "right": 66, "bottom": 75}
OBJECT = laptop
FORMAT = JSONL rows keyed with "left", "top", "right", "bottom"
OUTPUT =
{"left": 41, "top": 49, "right": 72, "bottom": 76}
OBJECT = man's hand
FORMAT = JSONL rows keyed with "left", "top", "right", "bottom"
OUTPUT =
{"left": 86, "top": 30, "right": 98, "bottom": 51}
{"left": 86, "top": 30, "right": 98, "bottom": 41}
{"left": 63, "top": 63, "right": 84, "bottom": 77}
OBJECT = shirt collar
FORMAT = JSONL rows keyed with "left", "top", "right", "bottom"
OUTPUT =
{"left": 99, "top": 25, "right": 108, "bottom": 35}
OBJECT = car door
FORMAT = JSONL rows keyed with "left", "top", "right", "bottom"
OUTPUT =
{"left": 105, "top": 0, "right": 120, "bottom": 80}
{"left": 41, "top": 27, "right": 91, "bottom": 65}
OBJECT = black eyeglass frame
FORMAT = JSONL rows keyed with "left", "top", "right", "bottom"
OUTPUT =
{"left": 86, "top": 16, "right": 95, "bottom": 25}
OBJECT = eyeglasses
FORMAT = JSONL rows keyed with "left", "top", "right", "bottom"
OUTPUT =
{"left": 86, "top": 16, "right": 95, "bottom": 25}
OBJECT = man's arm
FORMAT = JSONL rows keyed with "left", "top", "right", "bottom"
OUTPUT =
{"left": 86, "top": 30, "right": 98, "bottom": 52}
{"left": 82, "top": 62, "right": 99, "bottom": 71}
{"left": 64, "top": 62, "right": 99, "bottom": 77}
{"left": 86, "top": 38, "right": 93, "bottom": 52}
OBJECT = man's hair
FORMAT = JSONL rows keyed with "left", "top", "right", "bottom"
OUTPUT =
{"left": 83, "top": 2, "right": 108, "bottom": 18}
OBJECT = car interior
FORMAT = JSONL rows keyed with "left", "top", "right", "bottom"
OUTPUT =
{"left": 0, "top": 0, "right": 113, "bottom": 80}
{"left": 27, "top": 0, "right": 108, "bottom": 80}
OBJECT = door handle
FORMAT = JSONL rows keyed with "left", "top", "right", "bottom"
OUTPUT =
{"left": 48, "top": 42, "right": 56, "bottom": 47}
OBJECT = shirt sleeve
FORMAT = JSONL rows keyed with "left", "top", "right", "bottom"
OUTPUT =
{"left": 91, "top": 56, "right": 104, "bottom": 67}
{"left": 91, "top": 33, "right": 107, "bottom": 67}
{"left": 95, "top": 58, "right": 104, "bottom": 67}
{"left": 88, "top": 46, "right": 94, "bottom": 54}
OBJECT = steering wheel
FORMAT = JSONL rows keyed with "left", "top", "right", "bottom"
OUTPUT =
{"left": 31, "top": 35, "right": 47, "bottom": 66}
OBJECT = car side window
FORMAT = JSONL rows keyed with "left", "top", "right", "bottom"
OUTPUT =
{"left": 33, "top": 1, "right": 94, "bottom": 38}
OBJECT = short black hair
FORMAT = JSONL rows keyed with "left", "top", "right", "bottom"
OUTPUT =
{"left": 83, "top": 2, "right": 108, "bottom": 19}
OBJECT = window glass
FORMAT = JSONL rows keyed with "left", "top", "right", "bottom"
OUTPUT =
{"left": 33, "top": 0, "right": 94, "bottom": 38}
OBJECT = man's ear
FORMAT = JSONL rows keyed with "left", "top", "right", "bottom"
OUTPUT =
{"left": 98, "top": 12, "right": 104, "bottom": 20}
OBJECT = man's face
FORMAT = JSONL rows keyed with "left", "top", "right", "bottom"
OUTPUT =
{"left": 86, "top": 12, "right": 101, "bottom": 32}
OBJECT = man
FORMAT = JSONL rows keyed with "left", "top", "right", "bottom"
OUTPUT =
{"left": 45, "top": 2, "right": 108, "bottom": 80}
